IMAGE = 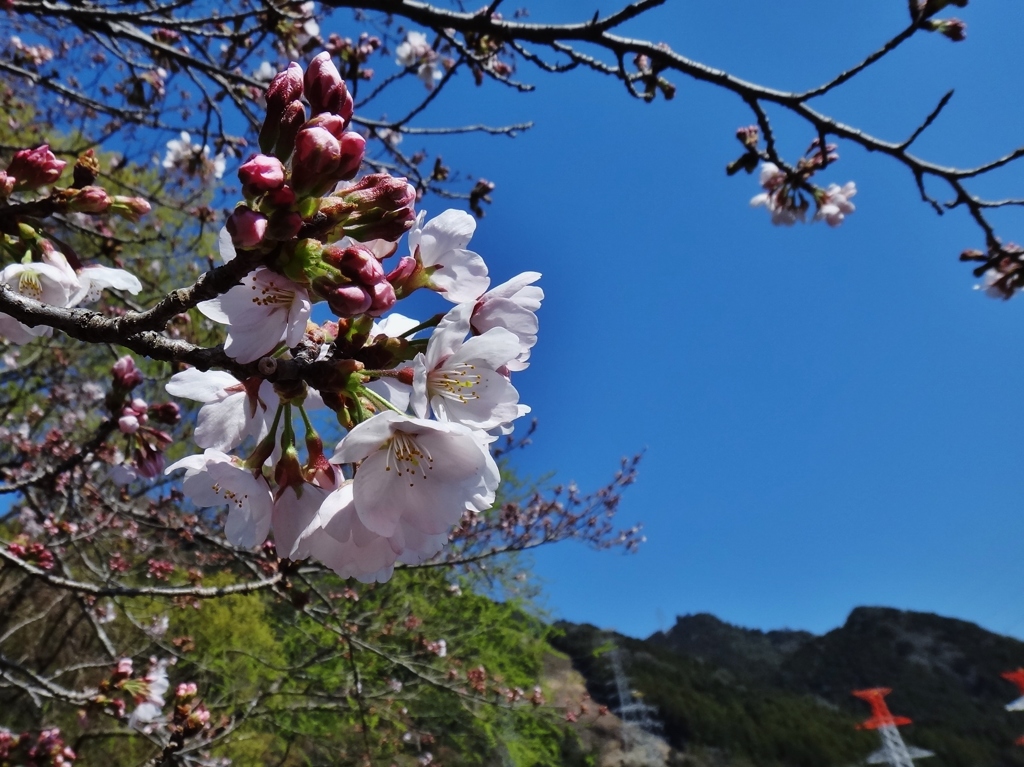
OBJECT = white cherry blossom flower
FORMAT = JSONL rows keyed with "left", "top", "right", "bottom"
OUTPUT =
{"left": 129, "top": 658, "right": 172, "bottom": 728}
{"left": 396, "top": 31, "right": 432, "bottom": 68}
{"left": 307, "top": 481, "right": 450, "bottom": 582}
{"left": 750, "top": 162, "right": 806, "bottom": 226}
{"left": 0, "top": 262, "right": 75, "bottom": 344}
{"left": 306, "top": 482, "right": 401, "bottom": 582}
{"left": 198, "top": 267, "right": 311, "bottom": 363}
{"left": 272, "top": 480, "right": 332, "bottom": 560}
{"left": 332, "top": 411, "right": 499, "bottom": 539}
{"left": 409, "top": 210, "right": 489, "bottom": 303}
{"left": 397, "top": 32, "right": 444, "bottom": 88}
{"left": 165, "top": 368, "right": 278, "bottom": 452}
{"left": 41, "top": 248, "right": 143, "bottom": 306}
{"left": 70, "top": 265, "right": 143, "bottom": 305}
{"left": 815, "top": 181, "right": 857, "bottom": 227}
{"left": 471, "top": 271, "right": 543, "bottom": 371}
{"left": 165, "top": 450, "right": 274, "bottom": 548}
{"left": 411, "top": 303, "right": 521, "bottom": 430}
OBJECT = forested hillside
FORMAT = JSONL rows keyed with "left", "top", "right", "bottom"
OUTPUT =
{"left": 553, "top": 608, "right": 1024, "bottom": 767}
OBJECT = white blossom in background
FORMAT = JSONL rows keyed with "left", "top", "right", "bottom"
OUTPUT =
{"left": 128, "top": 658, "right": 172, "bottom": 729}
{"left": 253, "top": 61, "right": 276, "bottom": 83}
{"left": 816, "top": 181, "right": 857, "bottom": 227}
{"left": 396, "top": 30, "right": 444, "bottom": 88}
{"left": 161, "top": 131, "right": 226, "bottom": 180}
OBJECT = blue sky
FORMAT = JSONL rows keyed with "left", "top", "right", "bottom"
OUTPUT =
{"left": 349, "top": 0, "right": 1024, "bottom": 640}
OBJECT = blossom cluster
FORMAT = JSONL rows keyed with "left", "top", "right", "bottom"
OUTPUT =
{"left": 0, "top": 52, "right": 541, "bottom": 583}
{"left": 153, "top": 54, "right": 540, "bottom": 582}
{"left": 0, "top": 727, "right": 75, "bottom": 766}
{"left": 731, "top": 127, "right": 857, "bottom": 227}
{"left": 92, "top": 656, "right": 209, "bottom": 738}
{"left": 0, "top": 146, "right": 147, "bottom": 341}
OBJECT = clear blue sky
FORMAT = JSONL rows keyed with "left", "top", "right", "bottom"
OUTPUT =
{"left": 348, "top": 0, "right": 1024, "bottom": 641}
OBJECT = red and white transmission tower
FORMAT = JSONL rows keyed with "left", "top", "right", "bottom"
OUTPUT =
{"left": 853, "top": 688, "right": 934, "bottom": 767}
{"left": 1000, "top": 669, "right": 1024, "bottom": 745}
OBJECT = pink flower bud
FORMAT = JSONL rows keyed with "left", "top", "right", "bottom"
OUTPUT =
{"left": 387, "top": 256, "right": 417, "bottom": 284}
{"left": 304, "top": 52, "right": 353, "bottom": 122}
{"left": 7, "top": 144, "right": 67, "bottom": 190}
{"left": 148, "top": 402, "right": 181, "bottom": 425}
{"left": 324, "top": 283, "right": 373, "bottom": 316}
{"left": 341, "top": 173, "right": 416, "bottom": 209}
{"left": 115, "top": 658, "right": 134, "bottom": 678}
{"left": 110, "top": 196, "right": 152, "bottom": 223}
{"left": 136, "top": 456, "right": 164, "bottom": 479}
{"left": 118, "top": 413, "right": 140, "bottom": 435}
{"left": 0, "top": 171, "right": 14, "bottom": 198}
{"left": 266, "top": 210, "right": 304, "bottom": 241}
{"left": 113, "top": 355, "right": 144, "bottom": 390}
{"left": 237, "top": 154, "right": 285, "bottom": 197}
{"left": 322, "top": 174, "right": 417, "bottom": 242}
{"left": 265, "top": 185, "right": 297, "bottom": 208}
{"left": 265, "top": 62, "right": 304, "bottom": 117}
{"left": 368, "top": 280, "right": 396, "bottom": 315}
{"left": 275, "top": 100, "right": 308, "bottom": 161}
{"left": 323, "top": 243, "right": 385, "bottom": 284}
{"left": 69, "top": 185, "right": 112, "bottom": 213}
{"left": 225, "top": 207, "right": 268, "bottom": 249}
{"left": 305, "top": 112, "right": 347, "bottom": 140}
{"left": 291, "top": 126, "right": 342, "bottom": 196}
{"left": 336, "top": 132, "right": 366, "bottom": 181}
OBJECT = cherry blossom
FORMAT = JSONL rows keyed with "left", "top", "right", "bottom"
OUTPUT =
{"left": 411, "top": 303, "right": 522, "bottom": 430}
{"left": 161, "top": 131, "right": 226, "bottom": 180}
{"left": 332, "top": 411, "right": 499, "bottom": 539}
{"left": 0, "top": 262, "right": 74, "bottom": 344}
{"left": 409, "top": 210, "right": 489, "bottom": 302}
{"left": 128, "top": 658, "right": 172, "bottom": 728}
{"left": 306, "top": 480, "right": 450, "bottom": 582}
{"left": 165, "top": 368, "right": 279, "bottom": 452}
{"left": 816, "top": 181, "right": 857, "bottom": 227}
{"left": 750, "top": 162, "right": 806, "bottom": 226}
{"left": 70, "top": 265, "right": 143, "bottom": 305}
{"left": 165, "top": 450, "right": 274, "bottom": 549}
{"left": 198, "top": 267, "right": 311, "bottom": 363}
{"left": 471, "top": 271, "right": 543, "bottom": 371}
{"left": 271, "top": 479, "right": 332, "bottom": 560}
{"left": 396, "top": 30, "right": 444, "bottom": 88}
{"left": 362, "top": 312, "right": 422, "bottom": 411}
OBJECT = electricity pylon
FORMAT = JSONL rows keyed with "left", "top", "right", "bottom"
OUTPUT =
{"left": 1000, "top": 668, "right": 1024, "bottom": 745}
{"left": 605, "top": 645, "right": 662, "bottom": 751}
{"left": 853, "top": 688, "right": 934, "bottom": 767}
